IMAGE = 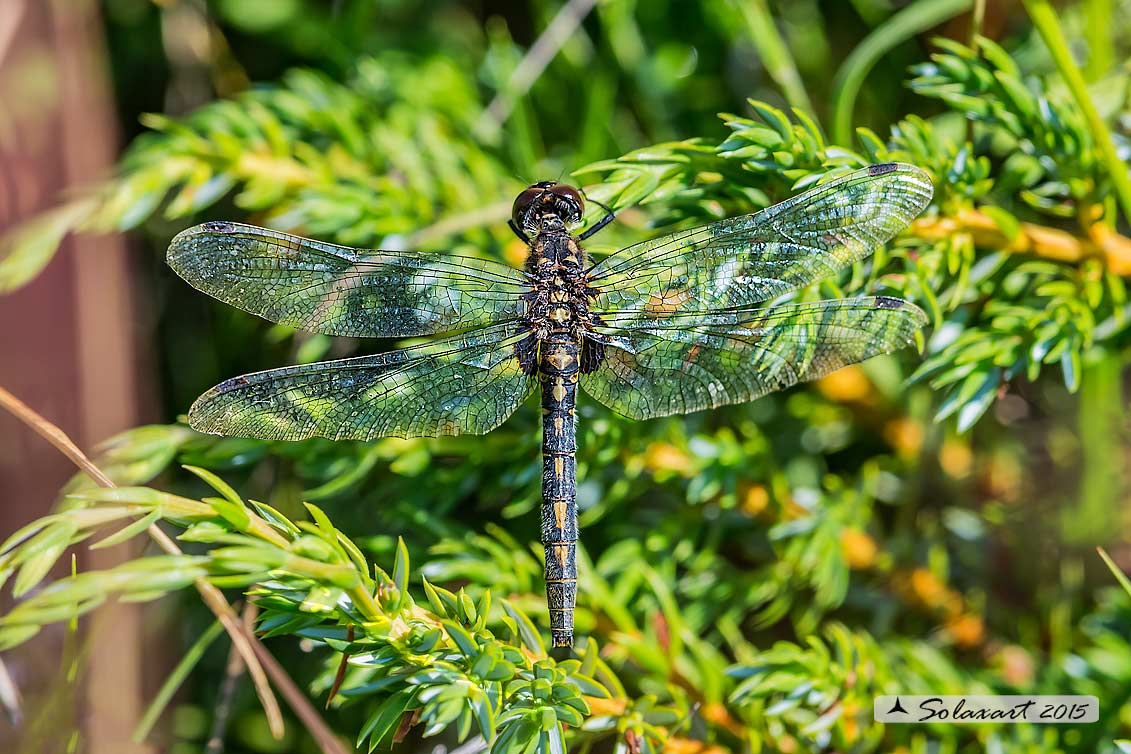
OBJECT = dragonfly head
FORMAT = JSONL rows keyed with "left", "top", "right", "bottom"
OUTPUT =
{"left": 513, "top": 181, "right": 584, "bottom": 233}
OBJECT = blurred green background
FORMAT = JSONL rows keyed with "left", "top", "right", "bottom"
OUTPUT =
{"left": 1, "top": 1, "right": 1131, "bottom": 753}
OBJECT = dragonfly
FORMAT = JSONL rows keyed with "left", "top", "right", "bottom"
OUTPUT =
{"left": 168, "top": 162, "right": 933, "bottom": 648}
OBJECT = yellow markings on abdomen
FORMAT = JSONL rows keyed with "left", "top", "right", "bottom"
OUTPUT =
{"left": 549, "top": 543, "right": 569, "bottom": 567}
{"left": 546, "top": 350, "right": 575, "bottom": 370}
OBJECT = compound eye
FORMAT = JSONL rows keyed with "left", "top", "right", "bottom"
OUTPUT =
{"left": 549, "top": 184, "right": 584, "bottom": 223}
{"left": 512, "top": 187, "right": 543, "bottom": 227}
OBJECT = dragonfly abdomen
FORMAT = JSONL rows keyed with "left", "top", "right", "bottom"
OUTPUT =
{"left": 539, "top": 334, "right": 580, "bottom": 648}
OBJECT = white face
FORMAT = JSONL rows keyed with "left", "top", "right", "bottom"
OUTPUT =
{"left": 534, "top": 212, "right": 568, "bottom": 234}
{"left": 512, "top": 183, "right": 584, "bottom": 234}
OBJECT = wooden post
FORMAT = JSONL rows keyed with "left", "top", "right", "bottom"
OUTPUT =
{"left": 0, "top": 0, "right": 152, "bottom": 751}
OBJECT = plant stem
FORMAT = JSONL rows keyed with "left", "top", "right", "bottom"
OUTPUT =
{"left": 249, "top": 636, "right": 348, "bottom": 751}
{"left": 736, "top": 0, "right": 814, "bottom": 115}
{"left": 0, "top": 386, "right": 339, "bottom": 750}
{"left": 475, "top": 0, "right": 599, "bottom": 140}
{"left": 405, "top": 199, "right": 512, "bottom": 247}
{"left": 1097, "top": 547, "right": 1131, "bottom": 599}
{"left": 830, "top": 0, "right": 972, "bottom": 146}
{"left": 1023, "top": 0, "right": 1131, "bottom": 230}
{"left": 1083, "top": 0, "right": 1114, "bottom": 81}
{"left": 970, "top": 0, "right": 985, "bottom": 41}
{"left": 911, "top": 207, "right": 1131, "bottom": 274}
{"left": 133, "top": 618, "right": 226, "bottom": 743}
{"left": 348, "top": 583, "right": 383, "bottom": 623}
{"left": 205, "top": 602, "right": 258, "bottom": 754}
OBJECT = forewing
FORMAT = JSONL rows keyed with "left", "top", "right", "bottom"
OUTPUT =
{"left": 587, "top": 163, "right": 932, "bottom": 315}
{"left": 187, "top": 324, "right": 535, "bottom": 440}
{"left": 582, "top": 297, "right": 926, "bottom": 420}
{"left": 168, "top": 222, "right": 529, "bottom": 337}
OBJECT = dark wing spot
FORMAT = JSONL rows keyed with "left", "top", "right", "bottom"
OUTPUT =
{"left": 200, "top": 221, "right": 237, "bottom": 233}
{"left": 873, "top": 296, "right": 905, "bottom": 310}
{"left": 215, "top": 376, "right": 250, "bottom": 393}
{"left": 868, "top": 163, "right": 899, "bottom": 176}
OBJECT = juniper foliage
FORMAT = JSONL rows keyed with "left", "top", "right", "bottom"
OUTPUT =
{"left": 2, "top": 3, "right": 1131, "bottom": 754}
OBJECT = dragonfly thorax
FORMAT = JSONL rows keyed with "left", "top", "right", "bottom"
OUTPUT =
{"left": 513, "top": 225, "right": 609, "bottom": 378}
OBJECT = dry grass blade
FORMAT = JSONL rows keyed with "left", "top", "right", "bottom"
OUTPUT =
{"left": 0, "top": 0, "right": 25, "bottom": 65}
{"left": 0, "top": 655, "right": 21, "bottom": 725}
{"left": 206, "top": 602, "right": 258, "bottom": 754}
{"left": 325, "top": 624, "right": 354, "bottom": 708}
{"left": 0, "top": 385, "right": 346, "bottom": 754}
{"left": 474, "top": 0, "right": 598, "bottom": 139}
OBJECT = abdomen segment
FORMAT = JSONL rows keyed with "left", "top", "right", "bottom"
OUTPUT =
{"left": 539, "top": 336, "right": 580, "bottom": 648}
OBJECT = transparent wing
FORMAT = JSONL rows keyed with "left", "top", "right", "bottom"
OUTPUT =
{"left": 581, "top": 297, "right": 926, "bottom": 420}
{"left": 168, "top": 222, "right": 529, "bottom": 337}
{"left": 187, "top": 324, "right": 535, "bottom": 440}
{"left": 587, "top": 164, "right": 933, "bottom": 315}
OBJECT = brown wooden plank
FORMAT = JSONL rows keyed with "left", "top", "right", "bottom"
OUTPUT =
{"left": 0, "top": 0, "right": 153, "bottom": 751}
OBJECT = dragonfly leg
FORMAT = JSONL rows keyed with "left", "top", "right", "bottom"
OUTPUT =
{"left": 509, "top": 219, "right": 532, "bottom": 245}
{"left": 577, "top": 198, "right": 615, "bottom": 241}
